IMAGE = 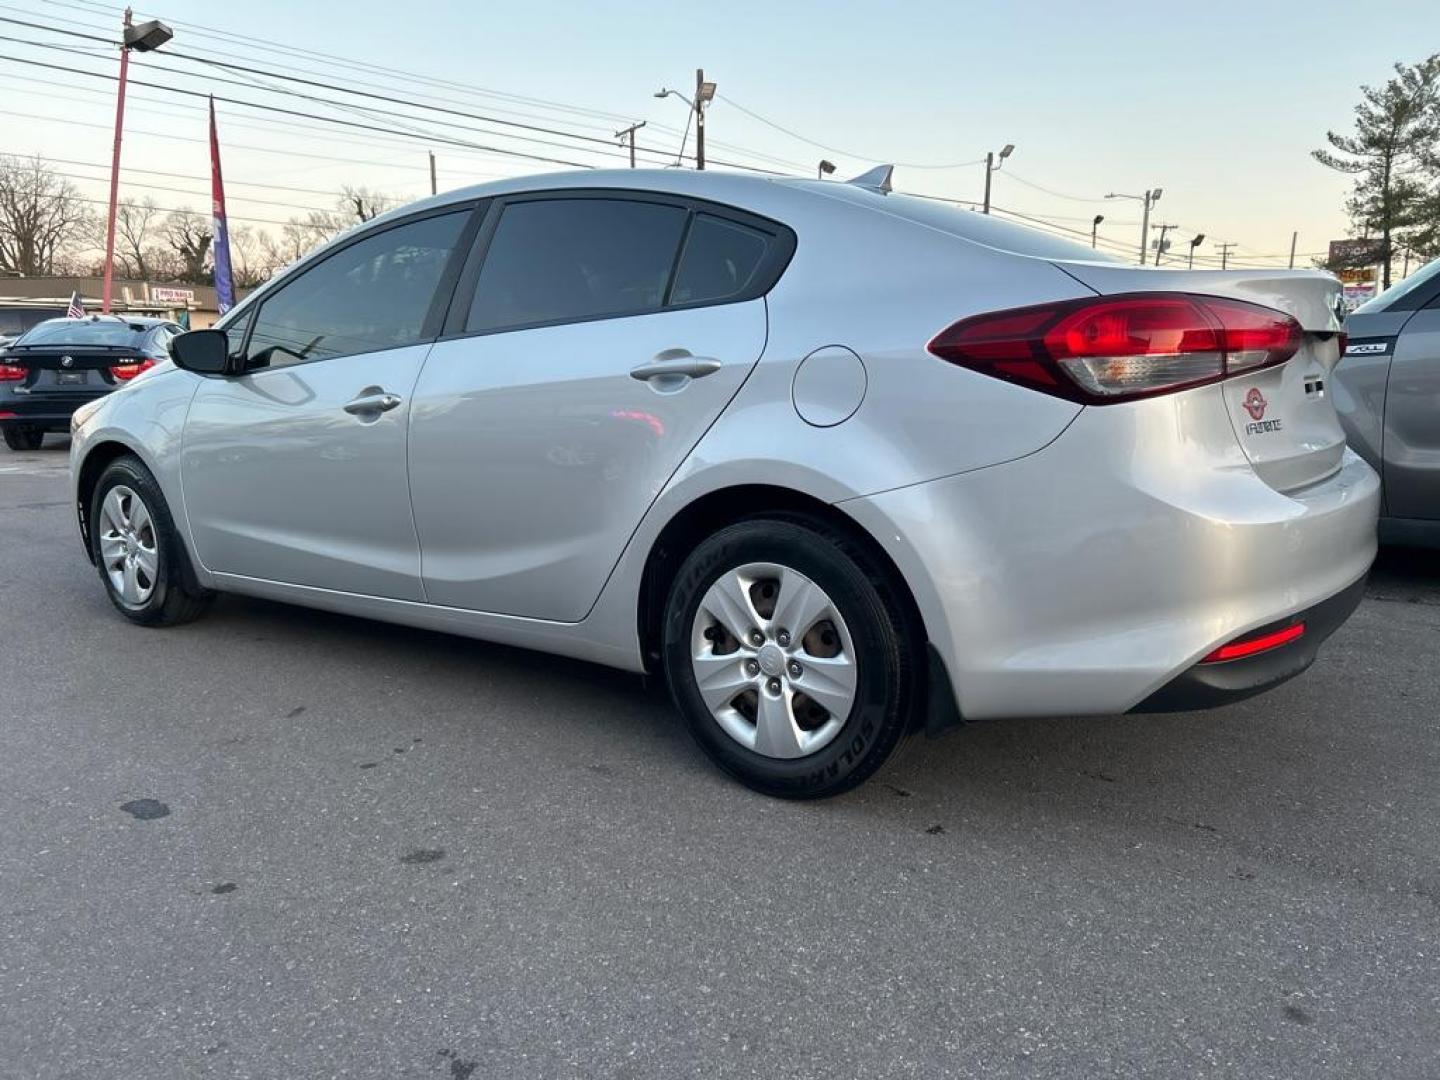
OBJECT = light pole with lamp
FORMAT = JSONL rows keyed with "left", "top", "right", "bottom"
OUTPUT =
{"left": 654, "top": 70, "right": 716, "bottom": 170}
{"left": 1091, "top": 214, "right": 1104, "bottom": 249}
{"left": 102, "top": 8, "right": 173, "bottom": 313}
{"left": 981, "top": 143, "right": 1014, "bottom": 215}
{"left": 1105, "top": 187, "right": 1163, "bottom": 265}
{"left": 817, "top": 159, "right": 836, "bottom": 180}
{"left": 1187, "top": 233, "right": 1206, "bottom": 269}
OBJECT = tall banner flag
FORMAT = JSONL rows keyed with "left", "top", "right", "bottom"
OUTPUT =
{"left": 209, "top": 96, "right": 235, "bottom": 315}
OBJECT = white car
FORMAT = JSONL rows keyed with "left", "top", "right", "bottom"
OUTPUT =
{"left": 69, "top": 168, "right": 1378, "bottom": 797}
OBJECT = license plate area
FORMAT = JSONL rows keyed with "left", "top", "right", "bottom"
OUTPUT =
{"left": 56, "top": 371, "right": 89, "bottom": 385}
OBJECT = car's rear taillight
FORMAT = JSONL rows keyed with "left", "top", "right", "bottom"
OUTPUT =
{"left": 928, "top": 293, "right": 1303, "bottom": 404}
{"left": 110, "top": 358, "right": 157, "bottom": 381}
{"left": 0, "top": 362, "right": 26, "bottom": 382}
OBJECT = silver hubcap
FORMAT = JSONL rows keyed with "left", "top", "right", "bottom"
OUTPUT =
{"left": 690, "top": 562, "right": 858, "bottom": 759}
{"left": 98, "top": 485, "right": 158, "bottom": 607}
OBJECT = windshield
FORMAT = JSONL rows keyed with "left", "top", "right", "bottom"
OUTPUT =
{"left": 14, "top": 319, "right": 151, "bottom": 348}
{"left": 0, "top": 308, "right": 66, "bottom": 338}
{"left": 1353, "top": 257, "right": 1440, "bottom": 314}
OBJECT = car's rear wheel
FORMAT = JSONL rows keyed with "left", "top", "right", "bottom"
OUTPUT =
{"left": 3, "top": 426, "right": 44, "bottom": 451}
{"left": 91, "top": 455, "right": 213, "bottom": 626}
{"left": 662, "top": 516, "right": 917, "bottom": 798}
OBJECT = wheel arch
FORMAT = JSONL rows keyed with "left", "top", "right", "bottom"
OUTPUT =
{"left": 75, "top": 439, "right": 142, "bottom": 563}
{"left": 636, "top": 483, "right": 932, "bottom": 676}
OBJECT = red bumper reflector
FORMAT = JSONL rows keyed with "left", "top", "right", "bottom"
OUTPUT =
{"left": 1202, "top": 622, "right": 1305, "bottom": 663}
{"left": 0, "top": 411, "right": 15, "bottom": 419}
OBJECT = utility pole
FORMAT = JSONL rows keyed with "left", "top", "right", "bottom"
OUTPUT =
{"left": 102, "top": 8, "right": 173, "bottom": 313}
{"left": 694, "top": 68, "right": 706, "bottom": 170}
{"left": 1217, "top": 241, "right": 1236, "bottom": 269}
{"left": 1151, "top": 222, "right": 1177, "bottom": 265}
{"left": 1107, "top": 188, "right": 1162, "bottom": 265}
{"left": 101, "top": 7, "right": 134, "bottom": 313}
{"left": 429, "top": 151, "right": 437, "bottom": 196}
{"left": 615, "top": 121, "right": 647, "bottom": 168}
{"left": 1288, "top": 230, "right": 1298, "bottom": 269}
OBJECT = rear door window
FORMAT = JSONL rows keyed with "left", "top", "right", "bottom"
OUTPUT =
{"left": 466, "top": 198, "right": 688, "bottom": 333}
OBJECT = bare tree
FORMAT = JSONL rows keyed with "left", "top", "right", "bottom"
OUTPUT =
{"left": 162, "top": 209, "right": 213, "bottom": 284}
{"left": 113, "top": 197, "right": 161, "bottom": 279}
{"left": 227, "top": 224, "right": 274, "bottom": 288}
{"left": 280, "top": 185, "right": 401, "bottom": 255}
{"left": 338, "top": 185, "right": 395, "bottom": 224}
{"left": 0, "top": 154, "right": 95, "bottom": 275}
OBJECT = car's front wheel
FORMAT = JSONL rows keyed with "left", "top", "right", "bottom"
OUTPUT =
{"left": 662, "top": 515, "right": 917, "bottom": 798}
{"left": 3, "top": 426, "right": 44, "bottom": 451}
{"left": 91, "top": 455, "right": 214, "bottom": 626}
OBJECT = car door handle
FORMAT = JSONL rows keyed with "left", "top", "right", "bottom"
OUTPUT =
{"left": 629, "top": 357, "right": 722, "bottom": 382}
{"left": 343, "top": 391, "right": 403, "bottom": 416}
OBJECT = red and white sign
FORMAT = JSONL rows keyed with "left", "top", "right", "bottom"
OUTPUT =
{"left": 149, "top": 286, "right": 195, "bottom": 304}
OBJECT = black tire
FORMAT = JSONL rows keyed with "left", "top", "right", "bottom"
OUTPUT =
{"left": 90, "top": 454, "right": 214, "bottom": 626}
{"left": 3, "top": 426, "right": 43, "bottom": 451}
{"left": 662, "top": 515, "right": 918, "bottom": 798}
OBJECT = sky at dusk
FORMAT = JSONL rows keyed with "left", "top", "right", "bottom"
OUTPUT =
{"left": 4, "top": 0, "right": 1440, "bottom": 269}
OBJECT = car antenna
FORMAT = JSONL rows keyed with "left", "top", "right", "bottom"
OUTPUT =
{"left": 846, "top": 164, "right": 894, "bottom": 194}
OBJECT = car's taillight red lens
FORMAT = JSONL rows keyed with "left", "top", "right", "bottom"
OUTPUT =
{"left": 928, "top": 293, "right": 1303, "bottom": 404}
{"left": 1201, "top": 622, "right": 1305, "bottom": 663}
{"left": 111, "top": 358, "right": 157, "bottom": 381}
{"left": 0, "top": 362, "right": 26, "bottom": 382}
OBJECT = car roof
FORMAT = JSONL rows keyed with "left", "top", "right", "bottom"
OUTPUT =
{"left": 34, "top": 315, "right": 172, "bottom": 329}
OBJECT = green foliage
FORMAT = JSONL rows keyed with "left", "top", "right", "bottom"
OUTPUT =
{"left": 1314, "top": 55, "right": 1440, "bottom": 288}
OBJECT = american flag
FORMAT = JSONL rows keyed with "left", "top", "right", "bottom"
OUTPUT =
{"left": 66, "top": 291, "right": 85, "bottom": 318}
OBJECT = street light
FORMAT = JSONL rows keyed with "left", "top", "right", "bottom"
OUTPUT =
{"left": 1106, "top": 187, "right": 1163, "bottom": 265}
{"left": 982, "top": 143, "right": 1015, "bottom": 215}
{"left": 1187, "top": 232, "right": 1206, "bottom": 269}
{"left": 654, "top": 69, "right": 715, "bottom": 170}
{"left": 102, "top": 7, "right": 174, "bottom": 313}
{"left": 817, "top": 159, "right": 836, "bottom": 179}
{"left": 1091, "top": 214, "right": 1104, "bottom": 249}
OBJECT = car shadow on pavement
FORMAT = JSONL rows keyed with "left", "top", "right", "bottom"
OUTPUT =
{"left": 197, "top": 581, "right": 1430, "bottom": 885}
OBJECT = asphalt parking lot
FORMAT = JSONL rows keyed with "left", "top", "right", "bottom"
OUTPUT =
{"left": 2, "top": 441, "right": 1437, "bottom": 1080}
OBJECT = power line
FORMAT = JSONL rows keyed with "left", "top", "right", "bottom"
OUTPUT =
{"left": 715, "top": 92, "right": 986, "bottom": 170}
{"left": 0, "top": 51, "right": 610, "bottom": 170}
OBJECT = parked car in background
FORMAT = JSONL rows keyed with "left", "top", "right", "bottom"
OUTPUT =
{"left": 1335, "top": 256, "right": 1440, "bottom": 548}
{"left": 1, "top": 315, "right": 180, "bottom": 450}
{"left": 69, "top": 169, "right": 1377, "bottom": 797}
{"left": 0, "top": 302, "right": 68, "bottom": 350}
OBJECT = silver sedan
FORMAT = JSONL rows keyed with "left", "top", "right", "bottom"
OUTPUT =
{"left": 69, "top": 167, "right": 1378, "bottom": 796}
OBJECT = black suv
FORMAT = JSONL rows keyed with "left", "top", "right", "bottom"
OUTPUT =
{"left": 1, "top": 315, "right": 181, "bottom": 450}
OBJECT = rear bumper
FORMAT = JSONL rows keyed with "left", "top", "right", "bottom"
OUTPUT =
{"left": 0, "top": 391, "right": 108, "bottom": 430}
{"left": 1129, "top": 573, "right": 1366, "bottom": 713}
{"left": 839, "top": 385, "right": 1380, "bottom": 721}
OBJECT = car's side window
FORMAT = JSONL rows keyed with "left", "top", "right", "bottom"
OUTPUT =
{"left": 669, "top": 214, "right": 772, "bottom": 307}
{"left": 466, "top": 198, "right": 688, "bottom": 334}
{"left": 245, "top": 211, "right": 468, "bottom": 369}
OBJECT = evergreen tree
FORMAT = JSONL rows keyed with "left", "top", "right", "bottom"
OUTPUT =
{"left": 1314, "top": 56, "right": 1440, "bottom": 289}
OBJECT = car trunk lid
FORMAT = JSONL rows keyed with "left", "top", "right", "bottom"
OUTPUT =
{"left": 1054, "top": 263, "right": 1348, "bottom": 492}
{"left": 3, "top": 346, "right": 141, "bottom": 393}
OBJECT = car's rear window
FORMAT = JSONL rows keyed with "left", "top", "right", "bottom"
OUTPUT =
{"left": 798, "top": 181, "right": 1126, "bottom": 264}
{"left": 14, "top": 319, "right": 152, "bottom": 347}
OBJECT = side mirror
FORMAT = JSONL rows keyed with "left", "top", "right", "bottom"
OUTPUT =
{"left": 170, "top": 329, "right": 231, "bottom": 375}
